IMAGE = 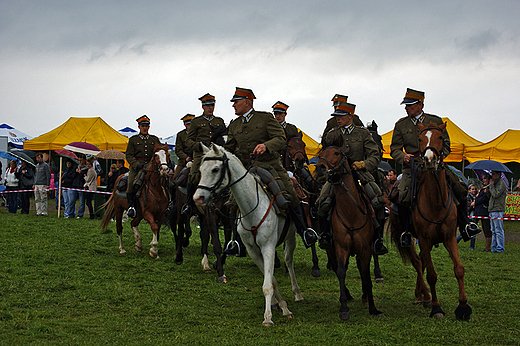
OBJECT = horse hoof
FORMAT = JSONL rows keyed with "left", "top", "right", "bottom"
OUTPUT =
{"left": 375, "top": 277, "right": 384, "bottom": 283}
{"left": 135, "top": 245, "right": 142, "bottom": 252}
{"left": 262, "top": 321, "right": 274, "bottom": 327}
{"left": 174, "top": 257, "right": 183, "bottom": 265}
{"left": 431, "top": 312, "right": 445, "bottom": 319}
{"left": 455, "top": 304, "right": 472, "bottom": 321}
{"left": 217, "top": 275, "right": 227, "bottom": 284}
{"left": 430, "top": 305, "right": 445, "bottom": 318}
{"left": 120, "top": 249, "right": 127, "bottom": 255}
{"left": 311, "top": 269, "right": 321, "bottom": 277}
{"left": 339, "top": 311, "right": 351, "bottom": 321}
{"left": 149, "top": 250, "right": 159, "bottom": 259}
{"left": 286, "top": 314, "right": 294, "bottom": 319}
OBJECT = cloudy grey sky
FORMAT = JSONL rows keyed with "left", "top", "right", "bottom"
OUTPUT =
{"left": 1, "top": 0, "right": 519, "bottom": 144}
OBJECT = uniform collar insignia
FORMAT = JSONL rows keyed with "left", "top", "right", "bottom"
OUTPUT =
{"left": 139, "top": 134, "right": 149, "bottom": 140}
{"left": 280, "top": 121, "right": 286, "bottom": 128}
{"left": 411, "top": 112, "right": 425, "bottom": 125}
{"left": 342, "top": 123, "right": 355, "bottom": 134}
{"left": 203, "top": 115, "right": 214, "bottom": 121}
{"left": 242, "top": 109, "right": 254, "bottom": 123}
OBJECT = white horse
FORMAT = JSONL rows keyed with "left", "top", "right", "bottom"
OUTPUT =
{"left": 193, "top": 144, "right": 304, "bottom": 326}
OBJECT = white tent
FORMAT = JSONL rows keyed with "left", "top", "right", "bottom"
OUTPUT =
{"left": 163, "top": 134, "right": 176, "bottom": 150}
{"left": 0, "top": 123, "right": 33, "bottom": 149}
{"left": 118, "top": 127, "right": 138, "bottom": 138}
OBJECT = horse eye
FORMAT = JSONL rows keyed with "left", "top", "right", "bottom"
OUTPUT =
{"left": 212, "top": 167, "right": 219, "bottom": 173}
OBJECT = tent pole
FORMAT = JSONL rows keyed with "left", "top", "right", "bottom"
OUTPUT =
{"left": 58, "top": 156, "right": 62, "bottom": 218}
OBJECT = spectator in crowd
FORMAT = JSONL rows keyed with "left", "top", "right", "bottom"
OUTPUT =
{"left": 103, "top": 163, "right": 119, "bottom": 200}
{"left": 33, "top": 153, "right": 51, "bottom": 216}
{"left": 61, "top": 159, "right": 76, "bottom": 218}
{"left": 116, "top": 159, "right": 129, "bottom": 176}
{"left": 70, "top": 157, "right": 87, "bottom": 218}
{"left": 475, "top": 173, "right": 492, "bottom": 252}
{"left": 16, "top": 160, "right": 34, "bottom": 214}
{"left": 84, "top": 159, "right": 97, "bottom": 219}
{"left": 456, "top": 184, "right": 478, "bottom": 249}
{"left": 489, "top": 171, "right": 507, "bottom": 253}
{"left": 4, "top": 160, "right": 19, "bottom": 214}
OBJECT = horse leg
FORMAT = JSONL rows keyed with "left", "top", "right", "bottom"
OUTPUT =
{"left": 310, "top": 243, "right": 321, "bottom": 277}
{"left": 115, "top": 207, "right": 126, "bottom": 254}
{"left": 173, "top": 211, "right": 184, "bottom": 265}
{"left": 407, "top": 246, "right": 431, "bottom": 306}
{"left": 357, "top": 249, "right": 384, "bottom": 317}
{"left": 199, "top": 214, "right": 211, "bottom": 272}
{"left": 131, "top": 218, "right": 143, "bottom": 252}
{"left": 373, "top": 254, "right": 384, "bottom": 283}
{"left": 207, "top": 208, "right": 226, "bottom": 283}
{"left": 143, "top": 211, "right": 160, "bottom": 258}
{"left": 444, "top": 237, "right": 471, "bottom": 320}
{"left": 419, "top": 246, "right": 444, "bottom": 318}
{"left": 284, "top": 229, "right": 304, "bottom": 302}
{"left": 334, "top": 246, "right": 351, "bottom": 321}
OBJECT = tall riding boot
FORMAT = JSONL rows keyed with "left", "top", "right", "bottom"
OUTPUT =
{"left": 289, "top": 204, "right": 318, "bottom": 248}
{"left": 318, "top": 215, "right": 332, "bottom": 249}
{"left": 224, "top": 211, "right": 246, "bottom": 257}
{"left": 372, "top": 218, "right": 388, "bottom": 255}
{"left": 457, "top": 201, "right": 481, "bottom": 241}
{"left": 181, "top": 183, "right": 196, "bottom": 216}
{"left": 127, "top": 191, "right": 136, "bottom": 218}
{"left": 398, "top": 204, "right": 413, "bottom": 247}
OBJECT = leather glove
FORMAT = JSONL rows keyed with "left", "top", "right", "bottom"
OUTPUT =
{"left": 351, "top": 161, "right": 365, "bottom": 170}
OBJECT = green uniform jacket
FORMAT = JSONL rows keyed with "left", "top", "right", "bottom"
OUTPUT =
{"left": 321, "top": 114, "right": 363, "bottom": 145}
{"left": 390, "top": 113, "right": 451, "bottom": 168}
{"left": 224, "top": 110, "right": 286, "bottom": 166}
{"left": 185, "top": 115, "right": 225, "bottom": 161}
{"left": 283, "top": 122, "right": 299, "bottom": 138}
{"left": 125, "top": 134, "right": 162, "bottom": 171}
{"left": 174, "top": 129, "right": 190, "bottom": 167}
{"left": 324, "top": 126, "right": 381, "bottom": 172}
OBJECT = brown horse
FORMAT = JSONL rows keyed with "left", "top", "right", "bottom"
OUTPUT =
{"left": 283, "top": 133, "right": 321, "bottom": 277}
{"left": 316, "top": 146, "right": 383, "bottom": 320}
{"left": 101, "top": 143, "right": 171, "bottom": 258}
{"left": 389, "top": 122, "right": 472, "bottom": 320}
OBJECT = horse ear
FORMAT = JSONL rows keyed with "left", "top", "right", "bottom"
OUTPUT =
{"left": 418, "top": 122, "right": 425, "bottom": 131}
{"left": 201, "top": 142, "right": 211, "bottom": 154}
{"left": 440, "top": 122, "right": 447, "bottom": 131}
{"left": 211, "top": 143, "right": 222, "bottom": 155}
{"left": 298, "top": 131, "right": 303, "bottom": 139}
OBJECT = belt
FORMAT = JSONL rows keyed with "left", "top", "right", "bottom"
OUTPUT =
{"left": 134, "top": 157, "right": 149, "bottom": 161}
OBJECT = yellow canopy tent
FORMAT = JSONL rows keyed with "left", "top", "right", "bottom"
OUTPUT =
{"left": 300, "top": 130, "right": 321, "bottom": 159}
{"left": 464, "top": 129, "right": 520, "bottom": 163}
{"left": 381, "top": 117, "right": 483, "bottom": 163}
{"left": 24, "top": 117, "right": 129, "bottom": 152}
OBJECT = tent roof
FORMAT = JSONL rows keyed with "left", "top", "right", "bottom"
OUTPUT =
{"left": 0, "top": 123, "right": 33, "bottom": 149}
{"left": 464, "top": 129, "right": 520, "bottom": 163}
{"left": 23, "top": 117, "right": 129, "bottom": 152}
{"left": 381, "top": 117, "right": 483, "bottom": 162}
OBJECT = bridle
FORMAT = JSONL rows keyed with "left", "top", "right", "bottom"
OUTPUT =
{"left": 419, "top": 126, "right": 445, "bottom": 167}
{"left": 196, "top": 152, "right": 248, "bottom": 195}
{"left": 285, "top": 137, "right": 309, "bottom": 170}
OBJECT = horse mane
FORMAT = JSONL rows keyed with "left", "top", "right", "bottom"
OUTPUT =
{"left": 210, "top": 124, "right": 228, "bottom": 147}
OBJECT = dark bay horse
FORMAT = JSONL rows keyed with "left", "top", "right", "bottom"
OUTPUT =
{"left": 389, "top": 122, "right": 472, "bottom": 320}
{"left": 283, "top": 133, "right": 321, "bottom": 277}
{"left": 101, "top": 143, "right": 171, "bottom": 258}
{"left": 316, "top": 146, "right": 384, "bottom": 320}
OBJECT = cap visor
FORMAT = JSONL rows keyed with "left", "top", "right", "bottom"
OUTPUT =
{"left": 400, "top": 98, "right": 420, "bottom": 105}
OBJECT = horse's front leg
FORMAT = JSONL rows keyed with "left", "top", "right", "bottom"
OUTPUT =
{"left": 116, "top": 207, "right": 126, "bottom": 254}
{"left": 245, "top": 243, "right": 275, "bottom": 326}
{"left": 419, "top": 246, "right": 444, "bottom": 318}
{"left": 444, "top": 236, "right": 471, "bottom": 320}
{"left": 284, "top": 228, "right": 304, "bottom": 302}
{"left": 131, "top": 218, "right": 143, "bottom": 252}
{"left": 198, "top": 214, "right": 211, "bottom": 272}
{"left": 143, "top": 211, "right": 160, "bottom": 259}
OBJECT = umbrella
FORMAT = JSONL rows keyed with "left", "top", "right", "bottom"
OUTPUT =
{"left": 471, "top": 169, "right": 509, "bottom": 187}
{"left": 96, "top": 149, "right": 125, "bottom": 160}
{"left": 447, "top": 165, "right": 468, "bottom": 185}
{"left": 8, "top": 149, "right": 35, "bottom": 166}
{"left": 465, "top": 160, "right": 512, "bottom": 173}
{"left": 63, "top": 142, "right": 101, "bottom": 156}
{"left": 0, "top": 150, "right": 18, "bottom": 161}
{"left": 54, "top": 149, "right": 79, "bottom": 164}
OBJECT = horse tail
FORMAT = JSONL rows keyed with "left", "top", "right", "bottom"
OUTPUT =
{"left": 100, "top": 193, "right": 116, "bottom": 231}
{"left": 388, "top": 212, "right": 414, "bottom": 264}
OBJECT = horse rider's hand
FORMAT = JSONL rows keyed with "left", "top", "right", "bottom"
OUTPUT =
{"left": 186, "top": 157, "right": 192, "bottom": 162}
{"left": 352, "top": 161, "right": 365, "bottom": 170}
{"left": 403, "top": 154, "right": 413, "bottom": 164}
{"left": 253, "top": 143, "right": 267, "bottom": 156}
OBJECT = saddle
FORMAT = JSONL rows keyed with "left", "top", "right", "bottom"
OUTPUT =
{"left": 175, "top": 166, "right": 190, "bottom": 188}
{"left": 116, "top": 173, "right": 129, "bottom": 192}
{"left": 248, "top": 166, "right": 290, "bottom": 211}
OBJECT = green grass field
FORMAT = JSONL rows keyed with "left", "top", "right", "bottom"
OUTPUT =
{"left": 1, "top": 205, "right": 519, "bottom": 345}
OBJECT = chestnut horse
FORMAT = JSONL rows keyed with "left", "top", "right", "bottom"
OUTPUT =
{"left": 283, "top": 133, "right": 321, "bottom": 277}
{"left": 389, "top": 122, "right": 472, "bottom": 320}
{"left": 101, "top": 143, "right": 171, "bottom": 258}
{"left": 316, "top": 146, "right": 383, "bottom": 321}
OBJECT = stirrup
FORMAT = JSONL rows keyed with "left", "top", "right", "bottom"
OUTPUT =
{"left": 302, "top": 228, "right": 318, "bottom": 248}
{"left": 400, "top": 232, "right": 413, "bottom": 247}
{"left": 224, "top": 240, "right": 246, "bottom": 257}
{"left": 461, "top": 222, "right": 481, "bottom": 241}
{"left": 127, "top": 206, "right": 136, "bottom": 218}
{"left": 372, "top": 238, "right": 388, "bottom": 255}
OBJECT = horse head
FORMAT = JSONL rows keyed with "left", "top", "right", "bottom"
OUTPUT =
{"left": 194, "top": 143, "right": 231, "bottom": 206}
{"left": 418, "top": 122, "right": 446, "bottom": 171}
{"left": 286, "top": 132, "right": 308, "bottom": 170}
{"left": 315, "top": 146, "right": 350, "bottom": 183}
{"left": 152, "top": 143, "right": 171, "bottom": 177}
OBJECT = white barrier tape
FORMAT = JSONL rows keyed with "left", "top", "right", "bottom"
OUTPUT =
{"left": 470, "top": 215, "right": 520, "bottom": 221}
{"left": 0, "top": 187, "right": 112, "bottom": 195}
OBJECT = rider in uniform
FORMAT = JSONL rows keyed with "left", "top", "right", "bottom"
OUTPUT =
{"left": 390, "top": 88, "right": 480, "bottom": 246}
{"left": 173, "top": 114, "right": 195, "bottom": 181}
{"left": 321, "top": 94, "right": 364, "bottom": 145}
{"left": 318, "top": 102, "right": 388, "bottom": 255}
{"left": 125, "top": 115, "right": 161, "bottom": 218}
{"left": 223, "top": 87, "right": 318, "bottom": 252}
{"left": 181, "top": 93, "right": 226, "bottom": 215}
